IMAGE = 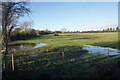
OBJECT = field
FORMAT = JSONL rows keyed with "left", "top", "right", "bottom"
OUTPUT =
{"left": 13, "top": 32, "right": 118, "bottom": 48}
{"left": 4, "top": 32, "right": 120, "bottom": 80}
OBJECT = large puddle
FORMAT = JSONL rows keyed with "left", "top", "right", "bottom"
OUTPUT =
{"left": 9, "top": 43, "right": 47, "bottom": 51}
{"left": 82, "top": 45, "right": 120, "bottom": 56}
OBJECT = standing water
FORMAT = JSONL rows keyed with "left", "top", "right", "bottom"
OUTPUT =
{"left": 82, "top": 45, "right": 120, "bottom": 56}
{"left": 9, "top": 43, "right": 47, "bottom": 51}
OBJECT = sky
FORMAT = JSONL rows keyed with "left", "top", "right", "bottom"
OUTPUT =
{"left": 21, "top": 2, "right": 118, "bottom": 31}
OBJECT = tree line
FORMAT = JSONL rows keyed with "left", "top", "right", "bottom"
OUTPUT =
{"left": 81, "top": 27, "right": 119, "bottom": 33}
{"left": 54, "top": 27, "right": 119, "bottom": 33}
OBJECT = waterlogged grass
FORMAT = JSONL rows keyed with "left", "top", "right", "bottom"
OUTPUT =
{"left": 12, "top": 32, "right": 118, "bottom": 48}
{"left": 5, "top": 32, "right": 120, "bottom": 80}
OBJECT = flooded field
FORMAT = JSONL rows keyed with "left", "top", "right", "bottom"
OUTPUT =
{"left": 8, "top": 43, "right": 47, "bottom": 51}
{"left": 82, "top": 45, "right": 120, "bottom": 56}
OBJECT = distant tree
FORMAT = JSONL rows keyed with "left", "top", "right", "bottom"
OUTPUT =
{"left": 54, "top": 31, "right": 62, "bottom": 33}
{"left": 67, "top": 31, "right": 70, "bottom": 33}
{"left": 20, "top": 20, "right": 33, "bottom": 32}
{"left": 107, "top": 28, "right": 110, "bottom": 32}
{"left": 110, "top": 28, "right": 112, "bottom": 32}
{"left": 61, "top": 28, "right": 67, "bottom": 33}
{"left": 113, "top": 28, "right": 115, "bottom": 32}
{"left": 76, "top": 31, "right": 80, "bottom": 33}
{"left": 116, "top": 27, "right": 119, "bottom": 32}
{"left": 102, "top": 29, "right": 105, "bottom": 32}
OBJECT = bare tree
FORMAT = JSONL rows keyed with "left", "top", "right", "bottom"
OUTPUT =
{"left": 61, "top": 28, "right": 67, "bottom": 33}
{"left": 1, "top": 0, "right": 30, "bottom": 71}
{"left": 20, "top": 20, "right": 33, "bottom": 32}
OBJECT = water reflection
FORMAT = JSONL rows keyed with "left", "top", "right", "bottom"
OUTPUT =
{"left": 82, "top": 45, "right": 120, "bottom": 56}
{"left": 9, "top": 43, "right": 47, "bottom": 51}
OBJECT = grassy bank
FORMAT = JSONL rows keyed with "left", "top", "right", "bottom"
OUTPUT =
{"left": 3, "top": 32, "right": 120, "bottom": 80}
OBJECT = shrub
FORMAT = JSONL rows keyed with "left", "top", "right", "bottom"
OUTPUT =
{"left": 54, "top": 34, "right": 59, "bottom": 36}
{"left": 10, "top": 30, "right": 38, "bottom": 41}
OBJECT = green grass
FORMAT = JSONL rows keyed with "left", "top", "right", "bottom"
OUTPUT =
{"left": 4, "top": 32, "right": 120, "bottom": 80}
{"left": 12, "top": 32, "right": 118, "bottom": 48}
